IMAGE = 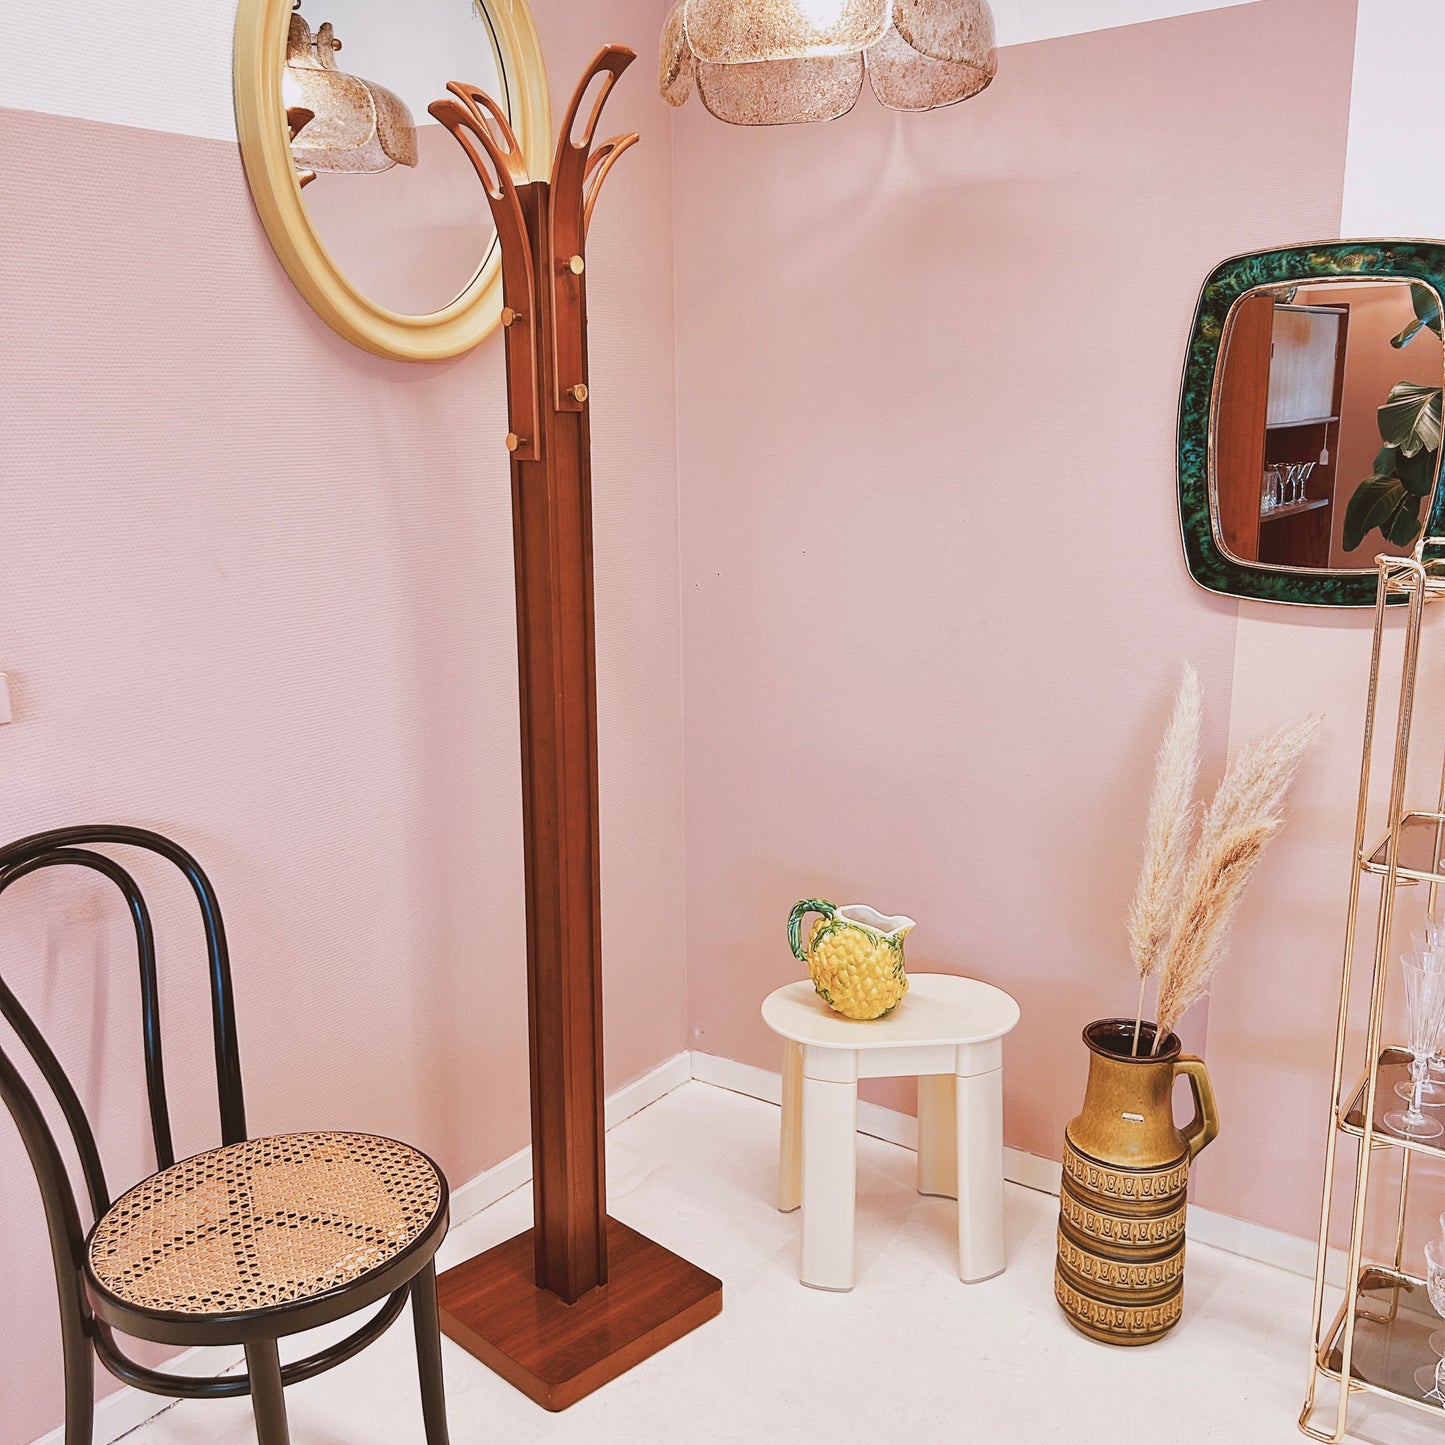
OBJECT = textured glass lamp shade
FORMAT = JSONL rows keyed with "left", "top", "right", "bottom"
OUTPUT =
{"left": 660, "top": 0, "right": 995, "bottom": 124}
{"left": 286, "top": 12, "right": 418, "bottom": 176}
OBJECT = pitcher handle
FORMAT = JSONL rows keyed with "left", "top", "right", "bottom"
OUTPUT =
{"left": 788, "top": 899, "right": 836, "bottom": 961}
{"left": 1174, "top": 1055, "right": 1219, "bottom": 1160}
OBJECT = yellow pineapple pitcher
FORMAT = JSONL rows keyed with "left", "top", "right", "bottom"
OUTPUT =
{"left": 788, "top": 899, "right": 915, "bottom": 1020}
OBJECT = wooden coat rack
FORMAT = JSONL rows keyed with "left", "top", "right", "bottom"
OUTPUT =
{"left": 426, "top": 47, "right": 721, "bottom": 1412}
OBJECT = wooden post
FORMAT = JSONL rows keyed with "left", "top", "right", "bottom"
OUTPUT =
{"left": 426, "top": 47, "right": 722, "bottom": 1411}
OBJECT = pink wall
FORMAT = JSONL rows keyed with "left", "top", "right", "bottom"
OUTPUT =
{"left": 0, "top": 4, "right": 682, "bottom": 1442}
{"left": 672, "top": 0, "right": 1357, "bottom": 1226}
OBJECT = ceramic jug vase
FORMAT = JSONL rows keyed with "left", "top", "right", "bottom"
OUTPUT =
{"left": 788, "top": 899, "right": 915, "bottom": 1020}
{"left": 1055, "top": 1019, "right": 1219, "bottom": 1345}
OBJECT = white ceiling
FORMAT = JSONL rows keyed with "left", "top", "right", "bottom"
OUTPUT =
{"left": 0, "top": 1, "right": 1263, "bottom": 144}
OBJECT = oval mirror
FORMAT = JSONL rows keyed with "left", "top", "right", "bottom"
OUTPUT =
{"left": 1178, "top": 243, "right": 1445, "bottom": 606}
{"left": 234, "top": 0, "right": 551, "bottom": 361}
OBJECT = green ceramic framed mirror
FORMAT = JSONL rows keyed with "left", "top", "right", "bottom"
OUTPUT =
{"left": 1178, "top": 242, "right": 1445, "bottom": 606}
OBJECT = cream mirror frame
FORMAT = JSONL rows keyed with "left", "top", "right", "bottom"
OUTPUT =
{"left": 234, "top": 0, "right": 552, "bottom": 362}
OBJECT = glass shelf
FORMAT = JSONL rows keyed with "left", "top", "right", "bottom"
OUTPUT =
{"left": 1341, "top": 1049, "right": 1445, "bottom": 1159}
{"left": 1319, "top": 1267, "right": 1445, "bottom": 1421}
{"left": 1360, "top": 812, "right": 1445, "bottom": 887}
{"left": 1260, "top": 499, "right": 1330, "bottom": 522}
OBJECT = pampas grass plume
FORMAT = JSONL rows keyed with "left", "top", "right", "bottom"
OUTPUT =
{"left": 1149, "top": 714, "right": 1320, "bottom": 1052}
{"left": 1127, "top": 666, "right": 1203, "bottom": 989}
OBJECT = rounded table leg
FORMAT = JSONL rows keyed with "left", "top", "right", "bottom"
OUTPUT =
{"left": 955, "top": 1066, "right": 1006, "bottom": 1283}
{"left": 916, "top": 1073, "right": 958, "bottom": 1199}
{"left": 779, "top": 1039, "right": 803, "bottom": 1213}
{"left": 800, "top": 1064, "right": 858, "bottom": 1291}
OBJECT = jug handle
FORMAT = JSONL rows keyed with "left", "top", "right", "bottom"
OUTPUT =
{"left": 1174, "top": 1055, "right": 1219, "bottom": 1160}
{"left": 788, "top": 899, "right": 836, "bottom": 961}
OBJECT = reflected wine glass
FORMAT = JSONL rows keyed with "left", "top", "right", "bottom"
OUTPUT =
{"left": 1294, "top": 460, "right": 1316, "bottom": 505}
{"left": 1384, "top": 956, "right": 1445, "bottom": 1139}
{"left": 1278, "top": 463, "right": 1298, "bottom": 508}
{"left": 1281, "top": 462, "right": 1299, "bottom": 507}
{"left": 1415, "top": 1239, "right": 1445, "bottom": 1395}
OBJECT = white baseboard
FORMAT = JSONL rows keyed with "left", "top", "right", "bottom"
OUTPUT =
{"left": 34, "top": 1051, "right": 693, "bottom": 1445}
{"left": 688, "top": 1050, "right": 1346, "bottom": 1286}
{"left": 445, "top": 1049, "right": 693, "bottom": 1228}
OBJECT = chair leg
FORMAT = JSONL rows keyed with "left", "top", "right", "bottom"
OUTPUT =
{"left": 411, "top": 1260, "right": 451, "bottom": 1445}
{"left": 245, "top": 1340, "right": 292, "bottom": 1445}
{"left": 60, "top": 1307, "right": 94, "bottom": 1445}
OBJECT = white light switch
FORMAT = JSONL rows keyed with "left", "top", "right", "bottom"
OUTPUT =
{"left": 0, "top": 674, "right": 12, "bottom": 725}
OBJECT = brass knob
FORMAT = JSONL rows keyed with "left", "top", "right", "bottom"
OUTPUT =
{"left": 501, "top": 307, "right": 524, "bottom": 328}
{"left": 566, "top": 254, "right": 585, "bottom": 276}
{"left": 506, "top": 433, "right": 526, "bottom": 453}
{"left": 569, "top": 383, "right": 589, "bottom": 403}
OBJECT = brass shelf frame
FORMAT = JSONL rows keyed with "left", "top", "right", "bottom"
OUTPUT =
{"left": 1301, "top": 556, "right": 1445, "bottom": 1442}
{"left": 1312, "top": 1267, "right": 1445, "bottom": 1428}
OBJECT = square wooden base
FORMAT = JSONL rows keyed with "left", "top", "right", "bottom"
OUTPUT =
{"left": 437, "top": 1217, "right": 723, "bottom": 1411}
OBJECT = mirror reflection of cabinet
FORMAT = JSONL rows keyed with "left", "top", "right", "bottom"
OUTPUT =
{"left": 1216, "top": 296, "right": 1347, "bottom": 568}
{"left": 1180, "top": 243, "right": 1445, "bottom": 607}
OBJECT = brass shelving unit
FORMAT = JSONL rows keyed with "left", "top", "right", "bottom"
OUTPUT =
{"left": 1301, "top": 556, "right": 1445, "bottom": 1442}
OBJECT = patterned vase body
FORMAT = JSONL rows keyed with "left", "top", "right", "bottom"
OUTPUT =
{"left": 1055, "top": 1019, "right": 1218, "bottom": 1345}
{"left": 787, "top": 899, "right": 915, "bottom": 1020}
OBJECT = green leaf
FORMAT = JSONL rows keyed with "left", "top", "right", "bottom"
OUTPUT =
{"left": 1378, "top": 382, "right": 1443, "bottom": 457}
{"left": 1384, "top": 492, "right": 1425, "bottom": 547}
{"left": 1375, "top": 444, "right": 1400, "bottom": 478}
{"left": 1344, "top": 475, "right": 1410, "bottom": 552}
{"left": 1397, "top": 445, "right": 1440, "bottom": 498}
{"left": 1393, "top": 283, "right": 1444, "bottom": 348}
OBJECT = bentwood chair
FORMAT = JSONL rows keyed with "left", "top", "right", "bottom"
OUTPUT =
{"left": 0, "top": 825, "right": 452, "bottom": 1445}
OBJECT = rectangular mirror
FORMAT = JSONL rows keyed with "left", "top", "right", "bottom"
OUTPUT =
{"left": 1178, "top": 243, "right": 1445, "bottom": 605}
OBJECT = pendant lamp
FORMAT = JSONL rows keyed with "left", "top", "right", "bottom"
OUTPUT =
{"left": 284, "top": 4, "right": 418, "bottom": 181}
{"left": 660, "top": 0, "right": 996, "bottom": 124}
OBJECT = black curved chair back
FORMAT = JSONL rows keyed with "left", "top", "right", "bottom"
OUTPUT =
{"left": 0, "top": 825, "right": 247, "bottom": 1403}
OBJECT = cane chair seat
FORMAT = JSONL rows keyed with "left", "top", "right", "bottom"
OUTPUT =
{"left": 87, "top": 1131, "right": 445, "bottom": 1318}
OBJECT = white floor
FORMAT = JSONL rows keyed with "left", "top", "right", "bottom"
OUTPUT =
{"left": 114, "top": 1081, "right": 1434, "bottom": 1445}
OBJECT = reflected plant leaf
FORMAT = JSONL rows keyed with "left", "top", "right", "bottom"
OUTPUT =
{"left": 1391, "top": 282, "right": 1444, "bottom": 349}
{"left": 1380, "top": 382, "right": 1444, "bottom": 457}
{"left": 1396, "top": 444, "right": 1439, "bottom": 499}
{"left": 1385, "top": 498, "right": 1425, "bottom": 546}
{"left": 1343, "top": 476, "right": 1426, "bottom": 552}
{"left": 1343, "top": 475, "right": 1413, "bottom": 553}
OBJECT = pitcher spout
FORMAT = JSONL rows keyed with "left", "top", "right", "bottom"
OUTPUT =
{"left": 837, "top": 904, "right": 915, "bottom": 941}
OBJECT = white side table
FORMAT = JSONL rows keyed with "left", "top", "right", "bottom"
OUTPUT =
{"left": 762, "top": 973, "right": 1020, "bottom": 1292}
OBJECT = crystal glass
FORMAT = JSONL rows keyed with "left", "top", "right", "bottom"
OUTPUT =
{"left": 1415, "top": 1239, "right": 1445, "bottom": 1393}
{"left": 1262, "top": 463, "right": 1282, "bottom": 512}
{"left": 1424, "top": 914, "right": 1445, "bottom": 1084}
{"left": 1294, "top": 460, "right": 1316, "bottom": 504}
{"left": 1386, "top": 957, "right": 1445, "bottom": 1138}
{"left": 1401, "top": 936, "right": 1445, "bottom": 1104}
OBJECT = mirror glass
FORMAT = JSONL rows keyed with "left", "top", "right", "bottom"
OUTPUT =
{"left": 1212, "top": 279, "right": 1443, "bottom": 572}
{"left": 287, "top": 0, "right": 506, "bottom": 317}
